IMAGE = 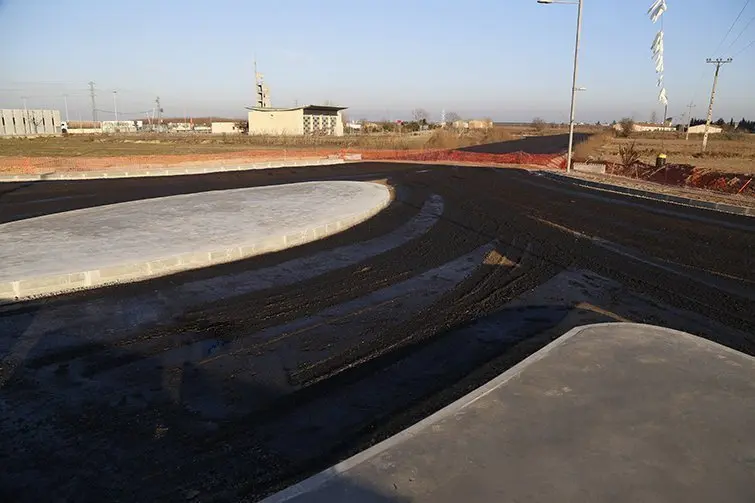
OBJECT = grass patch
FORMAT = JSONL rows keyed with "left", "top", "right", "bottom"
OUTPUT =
{"left": 572, "top": 131, "right": 612, "bottom": 161}
{"left": 598, "top": 134, "right": 755, "bottom": 174}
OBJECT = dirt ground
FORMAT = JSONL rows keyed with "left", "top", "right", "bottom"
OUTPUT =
{"left": 0, "top": 128, "right": 555, "bottom": 175}
{"left": 0, "top": 125, "right": 593, "bottom": 159}
{"left": 599, "top": 135, "right": 755, "bottom": 175}
{"left": 0, "top": 132, "right": 430, "bottom": 158}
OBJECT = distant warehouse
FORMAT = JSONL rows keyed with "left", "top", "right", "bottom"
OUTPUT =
{"left": 684, "top": 124, "right": 723, "bottom": 135}
{"left": 211, "top": 122, "right": 242, "bottom": 134}
{"left": 1, "top": 109, "right": 61, "bottom": 136}
{"left": 246, "top": 105, "right": 347, "bottom": 136}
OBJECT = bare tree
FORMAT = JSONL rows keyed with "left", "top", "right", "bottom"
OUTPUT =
{"left": 412, "top": 108, "right": 429, "bottom": 122}
{"left": 531, "top": 117, "right": 546, "bottom": 133}
{"left": 618, "top": 117, "right": 635, "bottom": 138}
{"left": 650, "top": 110, "right": 658, "bottom": 124}
{"left": 446, "top": 111, "right": 461, "bottom": 123}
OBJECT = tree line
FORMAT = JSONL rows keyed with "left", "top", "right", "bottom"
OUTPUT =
{"left": 688, "top": 117, "right": 755, "bottom": 132}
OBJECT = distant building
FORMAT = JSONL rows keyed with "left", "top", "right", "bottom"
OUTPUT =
{"left": 211, "top": 122, "right": 242, "bottom": 134}
{"left": 246, "top": 105, "right": 347, "bottom": 136}
{"left": 168, "top": 122, "right": 193, "bottom": 133}
{"left": 612, "top": 122, "right": 675, "bottom": 133}
{"left": 101, "top": 120, "right": 139, "bottom": 133}
{"left": 468, "top": 119, "right": 493, "bottom": 129}
{"left": 1, "top": 109, "right": 61, "bottom": 136}
{"left": 685, "top": 124, "right": 723, "bottom": 135}
{"left": 451, "top": 118, "right": 492, "bottom": 130}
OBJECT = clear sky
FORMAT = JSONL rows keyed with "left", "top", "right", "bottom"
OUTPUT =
{"left": 1, "top": 0, "right": 754, "bottom": 123}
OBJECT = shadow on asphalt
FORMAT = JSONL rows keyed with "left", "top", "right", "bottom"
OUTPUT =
{"left": 0, "top": 240, "right": 618, "bottom": 502}
{"left": 458, "top": 132, "right": 590, "bottom": 155}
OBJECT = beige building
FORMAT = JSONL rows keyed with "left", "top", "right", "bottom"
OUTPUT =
{"left": 246, "top": 105, "right": 347, "bottom": 136}
{"left": 1, "top": 109, "right": 61, "bottom": 136}
{"left": 451, "top": 119, "right": 492, "bottom": 130}
{"left": 686, "top": 124, "right": 722, "bottom": 135}
{"left": 612, "top": 122, "right": 675, "bottom": 133}
{"left": 211, "top": 122, "right": 242, "bottom": 134}
{"left": 468, "top": 119, "right": 493, "bottom": 129}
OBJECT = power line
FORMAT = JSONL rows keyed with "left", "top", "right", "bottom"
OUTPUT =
{"left": 734, "top": 37, "right": 755, "bottom": 56}
{"left": 688, "top": 2, "right": 749, "bottom": 110}
{"left": 727, "top": 13, "right": 755, "bottom": 51}
{"left": 94, "top": 108, "right": 153, "bottom": 116}
{"left": 711, "top": 0, "right": 751, "bottom": 56}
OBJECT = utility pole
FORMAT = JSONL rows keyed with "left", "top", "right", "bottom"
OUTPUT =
{"left": 701, "top": 58, "right": 732, "bottom": 152}
{"left": 684, "top": 102, "right": 696, "bottom": 141}
{"left": 155, "top": 96, "right": 162, "bottom": 129}
{"left": 21, "top": 96, "right": 29, "bottom": 135}
{"left": 112, "top": 90, "right": 118, "bottom": 122}
{"left": 88, "top": 81, "right": 97, "bottom": 122}
{"left": 62, "top": 94, "right": 70, "bottom": 122}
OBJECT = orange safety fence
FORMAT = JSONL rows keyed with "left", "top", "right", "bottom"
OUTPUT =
{"left": 361, "top": 149, "right": 563, "bottom": 166}
{"left": 1, "top": 148, "right": 565, "bottom": 176}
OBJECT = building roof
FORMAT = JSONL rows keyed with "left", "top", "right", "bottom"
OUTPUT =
{"left": 245, "top": 105, "right": 347, "bottom": 112}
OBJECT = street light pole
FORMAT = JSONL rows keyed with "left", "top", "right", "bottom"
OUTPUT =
{"left": 566, "top": 0, "right": 583, "bottom": 173}
{"left": 113, "top": 90, "right": 119, "bottom": 122}
{"left": 63, "top": 94, "right": 70, "bottom": 122}
{"left": 538, "top": 0, "right": 583, "bottom": 173}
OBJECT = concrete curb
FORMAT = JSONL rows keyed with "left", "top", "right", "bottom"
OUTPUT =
{"left": 0, "top": 183, "right": 391, "bottom": 304}
{"left": 538, "top": 170, "right": 755, "bottom": 217}
{"left": 0, "top": 158, "right": 345, "bottom": 182}
{"left": 260, "top": 322, "right": 750, "bottom": 503}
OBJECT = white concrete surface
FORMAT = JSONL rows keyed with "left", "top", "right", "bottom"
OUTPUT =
{"left": 573, "top": 162, "right": 606, "bottom": 174}
{"left": 262, "top": 323, "right": 755, "bottom": 503}
{"left": 0, "top": 181, "right": 391, "bottom": 302}
{"left": 0, "top": 195, "right": 444, "bottom": 360}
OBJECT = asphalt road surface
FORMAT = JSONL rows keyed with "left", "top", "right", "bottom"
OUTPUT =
{"left": 459, "top": 132, "right": 589, "bottom": 154}
{"left": 1, "top": 158, "right": 754, "bottom": 502}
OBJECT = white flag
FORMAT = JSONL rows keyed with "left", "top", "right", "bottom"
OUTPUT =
{"left": 648, "top": 0, "right": 667, "bottom": 23}
{"left": 651, "top": 31, "right": 663, "bottom": 50}
{"left": 659, "top": 87, "right": 668, "bottom": 105}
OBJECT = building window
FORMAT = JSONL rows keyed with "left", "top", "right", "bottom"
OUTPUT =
{"left": 303, "top": 115, "right": 313, "bottom": 134}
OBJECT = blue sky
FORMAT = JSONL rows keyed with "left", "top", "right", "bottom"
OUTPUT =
{"left": 1, "top": 0, "right": 754, "bottom": 122}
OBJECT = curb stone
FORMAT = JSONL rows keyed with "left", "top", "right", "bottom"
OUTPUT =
{"left": 0, "top": 182, "right": 391, "bottom": 304}
{"left": 538, "top": 170, "right": 754, "bottom": 217}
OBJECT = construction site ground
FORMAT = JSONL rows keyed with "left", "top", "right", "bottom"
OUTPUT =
{"left": 599, "top": 135, "right": 755, "bottom": 175}
{"left": 2, "top": 132, "right": 752, "bottom": 205}
{"left": 562, "top": 169, "right": 755, "bottom": 208}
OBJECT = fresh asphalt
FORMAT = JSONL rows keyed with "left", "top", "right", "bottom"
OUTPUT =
{"left": 1, "top": 136, "right": 754, "bottom": 502}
